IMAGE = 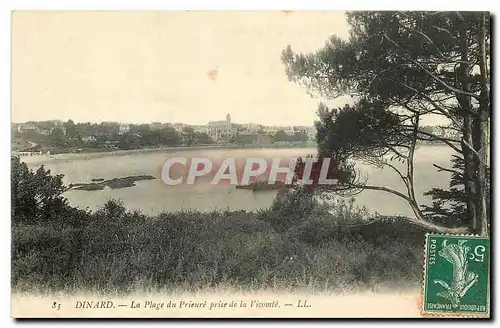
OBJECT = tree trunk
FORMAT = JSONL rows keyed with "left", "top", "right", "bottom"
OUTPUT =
{"left": 457, "top": 16, "right": 479, "bottom": 233}
{"left": 477, "top": 12, "right": 490, "bottom": 236}
{"left": 462, "top": 127, "right": 478, "bottom": 230}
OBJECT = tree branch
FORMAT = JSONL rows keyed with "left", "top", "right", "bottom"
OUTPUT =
{"left": 396, "top": 81, "right": 463, "bottom": 127}
{"left": 432, "top": 25, "right": 455, "bottom": 39}
{"left": 343, "top": 184, "right": 412, "bottom": 202}
{"left": 433, "top": 163, "right": 464, "bottom": 178}
{"left": 396, "top": 18, "right": 447, "bottom": 59}
{"left": 383, "top": 33, "right": 480, "bottom": 100}
{"left": 462, "top": 139, "right": 482, "bottom": 161}
{"left": 384, "top": 161, "right": 408, "bottom": 184}
{"left": 386, "top": 145, "right": 408, "bottom": 159}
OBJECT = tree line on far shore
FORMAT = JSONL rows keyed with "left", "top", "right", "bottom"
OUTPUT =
{"left": 13, "top": 120, "right": 315, "bottom": 152}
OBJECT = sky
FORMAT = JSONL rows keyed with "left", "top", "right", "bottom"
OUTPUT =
{"left": 11, "top": 11, "right": 448, "bottom": 127}
{"left": 12, "top": 11, "right": 355, "bottom": 126}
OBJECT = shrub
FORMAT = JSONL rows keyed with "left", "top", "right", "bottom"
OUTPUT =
{"left": 11, "top": 156, "right": 69, "bottom": 225}
{"left": 260, "top": 188, "right": 320, "bottom": 232}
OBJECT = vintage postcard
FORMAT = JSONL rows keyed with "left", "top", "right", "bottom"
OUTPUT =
{"left": 11, "top": 10, "right": 491, "bottom": 318}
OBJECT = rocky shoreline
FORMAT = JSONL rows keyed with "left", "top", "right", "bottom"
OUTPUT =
{"left": 235, "top": 180, "right": 291, "bottom": 191}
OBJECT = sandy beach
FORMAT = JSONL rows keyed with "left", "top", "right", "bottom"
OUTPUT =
{"left": 17, "top": 144, "right": 235, "bottom": 165}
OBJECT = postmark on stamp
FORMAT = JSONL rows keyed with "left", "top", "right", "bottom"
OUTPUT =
{"left": 422, "top": 234, "right": 490, "bottom": 317}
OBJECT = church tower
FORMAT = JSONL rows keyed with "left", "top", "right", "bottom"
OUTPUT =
{"left": 226, "top": 113, "right": 231, "bottom": 130}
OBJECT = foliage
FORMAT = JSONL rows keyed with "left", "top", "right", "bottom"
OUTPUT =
{"left": 259, "top": 188, "right": 319, "bottom": 232}
{"left": 422, "top": 155, "right": 490, "bottom": 227}
{"left": 272, "top": 130, "right": 309, "bottom": 142}
{"left": 315, "top": 101, "right": 408, "bottom": 160}
{"left": 281, "top": 11, "right": 491, "bottom": 234}
{"left": 11, "top": 156, "right": 69, "bottom": 225}
{"left": 181, "top": 126, "right": 214, "bottom": 146}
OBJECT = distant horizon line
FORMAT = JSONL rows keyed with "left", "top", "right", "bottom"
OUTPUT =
{"left": 11, "top": 119, "right": 317, "bottom": 128}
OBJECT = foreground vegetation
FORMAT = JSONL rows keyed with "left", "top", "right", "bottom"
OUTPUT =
{"left": 12, "top": 156, "right": 426, "bottom": 294}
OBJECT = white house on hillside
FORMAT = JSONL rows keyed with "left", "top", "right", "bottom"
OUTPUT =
{"left": 118, "top": 123, "right": 130, "bottom": 135}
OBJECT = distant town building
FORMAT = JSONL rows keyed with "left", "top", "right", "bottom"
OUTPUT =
{"left": 81, "top": 136, "right": 97, "bottom": 143}
{"left": 208, "top": 113, "right": 237, "bottom": 142}
{"left": 192, "top": 125, "right": 209, "bottom": 134}
{"left": 284, "top": 126, "right": 296, "bottom": 136}
{"left": 306, "top": 126, "right": 317, "bottom": 142}
{"left": 293, "top": 126, "right": 310, "bottom": 133}
{"left": 435, "top": 126, "right": 460, "bottom": 140}
{"left": 17, "top": 124, "right": 38, "bottom": 134}
{"left": 39, "top": 128, "right": 53, "bottom": 136}
{"left": 261, "top": 126, "right": 280, "bottom": 135}
{"left": 245, "top": 123, "right": 263, "bottom": 133}
{"left": 171, "top": 123, "right": 186, "bottom": 133}
{"left": 104, "top": 140, "right": 119, "bottom": 148}
{"left": 149, "top": 122, "right": 165, "bottom": 131}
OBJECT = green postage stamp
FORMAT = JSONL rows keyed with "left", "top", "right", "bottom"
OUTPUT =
{"left": 422, "top": 234, "right": 490, "bottom": 316}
